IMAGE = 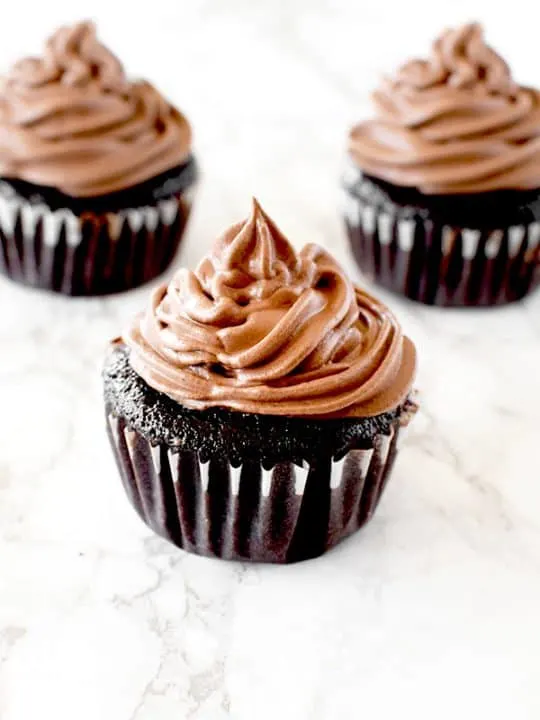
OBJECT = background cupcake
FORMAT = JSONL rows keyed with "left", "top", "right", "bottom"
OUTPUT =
{"left": 104, "top": 199, "right": 417, "bottom": 564}
{"left": 344, "top": 23, "right": 540, "bottom": 306}
{"left": 0, "top": 21, "right": 197, "bottom": 296}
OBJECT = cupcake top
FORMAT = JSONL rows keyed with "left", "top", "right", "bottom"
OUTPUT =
{"left": 349, "top": 23, "right": 540, "bottom": 194}
{"left": 124, "top": 199, "right": 416, "bottom": 418}
{"left": 0, "top": 21, "right": 191, "bottom": 197}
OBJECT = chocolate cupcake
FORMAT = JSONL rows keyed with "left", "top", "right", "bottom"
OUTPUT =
{"left": 344, "top": 23, "right": 540, "bottom": 306}
{"left": 0, "top": 21, "right": 196, "bottom": 296}
{"left": 104, "top": 199, "right": 417, "bottom": 563}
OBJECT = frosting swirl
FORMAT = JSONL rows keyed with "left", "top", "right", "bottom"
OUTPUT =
{"left": 349, "top": 23, "right": 540, "bottom": 194}
{"left": 124, "top": 200, "right": 416, "bottom": 418}
{"left": 0, "top": 21, "right": 191, "bottom": 197}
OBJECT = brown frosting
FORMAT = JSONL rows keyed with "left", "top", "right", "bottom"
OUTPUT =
{"left": 124, "top": 199, "right": 416, "bottom": 418}
{"left": 349, "top": 23, "right": 540, "bottom": 194}
{"left": 0, "top": 21, "right": 191, "bottom": 197}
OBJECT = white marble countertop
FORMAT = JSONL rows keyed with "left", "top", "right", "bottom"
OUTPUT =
{"left": 1, "top": 3, "right": 540, "bottom": 719}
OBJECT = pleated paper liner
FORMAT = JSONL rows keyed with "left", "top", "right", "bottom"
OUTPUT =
{"left": 106, "top": 412, "right": 401, "bottom": 564}
{"left": 343, "top": 168, "right": 540, "bottom": 307}
{"left": 0, "top": 174, "right": 196, "bottom": 296}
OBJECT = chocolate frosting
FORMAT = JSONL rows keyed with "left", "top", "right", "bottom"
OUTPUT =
{"left": 0, "top": 21, "right": 191, "bottom": 197}
{"left": 124, "top": 200, "right": 416, "bottom": 418}
{"left": 349, "top": 23, "right": 540, "bottom": 194}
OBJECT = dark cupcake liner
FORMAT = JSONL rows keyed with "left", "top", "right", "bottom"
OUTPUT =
{"left": 343, "top": 167, "right": 540, "bottom": 306}
{"left": 0, "top": 176, "right": 196, "bottom": 296}
{"left": 105, "top": 411, "right": 401, "bottom": 564}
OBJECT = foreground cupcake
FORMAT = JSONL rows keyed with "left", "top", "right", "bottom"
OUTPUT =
{"left": 104, "top": 199, "right": 417, "bottom": 563}
{"left": 344, "top": 23, "right": 540, "bottom": 306}
{"left": 0, "top": 21, "right": 196, "bottom": 295}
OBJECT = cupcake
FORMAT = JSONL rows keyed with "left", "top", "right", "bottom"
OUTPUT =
{"left": 344, "top": 23, "right": 540, "bottom": 306}
{"left": 104, "top": 199, "right": 417, "bottom": 563}
{"left": 0, "top": 21, "right": 196, "bottom": 296}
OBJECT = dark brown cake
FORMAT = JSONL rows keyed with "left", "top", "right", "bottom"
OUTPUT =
{"left": 104, "top": 345, "right": 408, "bottom": 563}
{"left": 344, "top": 168, "right": 540, "bottom": 306}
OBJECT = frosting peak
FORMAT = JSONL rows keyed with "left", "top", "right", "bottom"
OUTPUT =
{"left": 124, "top": 200, "right": 416, "bottom": 418}
{"left": 349, "top": 23, "right": 540, "bottom": 194}
{"left": 396, "top": 23, "right": 516, "bottom": 96}
{"left": 8, "top": 21, "right": 127, "bottom": 93}
{"left": 205, "top": 198, "right": 298, "bottom": 283}
{"left": 0, "top": 21, "right": 191, "bottom": 197}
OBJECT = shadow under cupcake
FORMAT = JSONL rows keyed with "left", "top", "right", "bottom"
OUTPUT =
{"left": 0, "top": 21, "right": 197, "bottom": 296}
{"left": 104, "top": 199, "right": 417, "bottom": 563}
{"left": 344, "top": 23, "right": 540, "bottom": 307}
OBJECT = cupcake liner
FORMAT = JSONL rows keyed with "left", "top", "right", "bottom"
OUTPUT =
{"left": 105, "top": 412, "right": 401, "bottom": 564}
{"left": 0, "top": 180, "right": 196, "bottom": 296}
{"left": 343, "top": 169, "right": 540, "bottom": 306}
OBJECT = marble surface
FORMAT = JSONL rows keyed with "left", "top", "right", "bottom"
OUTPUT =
{"left": 1, "top": 3, "right": 540, "bottom": 719}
